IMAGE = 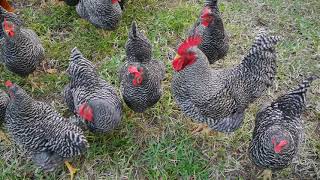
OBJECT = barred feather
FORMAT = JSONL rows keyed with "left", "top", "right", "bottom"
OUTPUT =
{"left": 0, "top": 90, "right": 9, "bottom": 121}
{"left": 119, "top": 21, "right": 165, "bottom": 112}
{"left": 188, "top": 0, "right": 229, "bottom": 64}
{"left": 249, "top": 76, "right": 316, "bottom": 170}
{"left": 0, "top": 10, "right": 44, "bottom": 76}
{"left": 64, "top": 47, "right": 122, "bottom": 133}
{"left": 5, "top": 83, "right": 88, "bottom": 171}
{"left": 172, "top": 31, "right": 281, "bottom": 132}
{"left": 76, "top": 0, "right": 122, "bottom": 30}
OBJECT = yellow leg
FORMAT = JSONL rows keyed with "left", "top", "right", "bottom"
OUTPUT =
{"left": 191, "top": 123, "right": 217, "bottom": 136}
{"left": 191, "top": 123, "right": 206, "bottom": 134}
{"left": 64, "top": 161, "right": 78, "bottom": 180}
{"left": 0, "top": 130, "right": 11, "bottom": 145}
{"left": 259, "top": 169, "right": 272, "bottom": 180}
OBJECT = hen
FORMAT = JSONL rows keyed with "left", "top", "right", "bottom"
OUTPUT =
{"left": 249, "top": 76, "right": 317, "bottom": 179}
{"left": 189, "top": 0, "right": 229, "bottom": 64}
{"left": 76, "top": 0, "right": 122, "bottom": 30}
{"left": 63, "top": 47, "right": 122, "bottom": 133}
{"left": 171, "top": 30, "right": 281, "bottom": 133}
{"left": 0, "top": 6, "right": 22, "bottom": 39}
{"left": 119, "top": 21, "right": 165, "bottom": 112}
{"left": 4, "top": 81, "right": 88, "bottom": 180}
{"left": 0, "top": 8, "right": 44, "bottom": 76}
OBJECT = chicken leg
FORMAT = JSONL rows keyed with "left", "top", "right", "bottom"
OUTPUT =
{"left": 0, "top": 130, "right": 11, "bottom": 145}
{"left": 65, "top": 161, "right": 78, "bottom": 180}
{"left": 191, "top": 123, "right": 217, "bottom": 136}
{"left": 259, "top": 169, "right": 272, "bottom": 180}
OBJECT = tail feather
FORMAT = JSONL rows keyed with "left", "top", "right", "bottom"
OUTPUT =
{"left": 288, "top": 76, "right": 317, "bottom": 98}
{"left": 248, "top": 30, "right": 282, "bottom": 56}
{"left": 205, "top": 0, "right": 218, "bottom": 7}
{"left": 273, "top": 76, "right": 317, "bottom": 116}
{"left": 70, "top": 47, "right": 83, "bottom": 62}
{"left": 130, "top": 21, "right": 137, "bottom": 38}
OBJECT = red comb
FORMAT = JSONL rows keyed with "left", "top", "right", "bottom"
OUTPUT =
{"left": 5, "top": 80, "right": 13, "bottom": 87}
{"left": 111, "top": 0, "right": 118, "bottom": 4}
{"left": 201, "top": 7, "right": 212, "bottom": 18}
{"left": 177, "top": 36, "right": 202, "bottom": 55}
{"left": 128, "top": 66, "right": 138, "bottom": 73}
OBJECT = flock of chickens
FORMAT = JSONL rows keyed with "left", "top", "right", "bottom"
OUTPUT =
{"left": 0, "top": 0, "right": 318, "bottom": 179}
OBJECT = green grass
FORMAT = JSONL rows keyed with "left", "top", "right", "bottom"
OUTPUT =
{"left": 0, "top": 0, "right": 320, "bottom": 179}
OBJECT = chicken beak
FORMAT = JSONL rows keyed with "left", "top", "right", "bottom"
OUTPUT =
{"left": 174, "top": 54, "right": 181, "bottom": 60}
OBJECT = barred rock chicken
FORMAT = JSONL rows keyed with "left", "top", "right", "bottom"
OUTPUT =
{"left": 188, "top": 0, "right": 229, "bottom": 64}
{"left": 4, "top": 81, "right": 88, "bottom": 180}
{"left": 0, "top": 5, "right": 22, "bottom": 39}
{"left": 0, "top": 9, "right": 44, "bottom": 76}
{"left": 171, "top": 31, "right": 281, "bottom": 133}
{"left": 249, "top": 76, "right": 317, "bottom": 179}
{"left": 119, "top": 21, "right": 165, "bottom": 112}
{"left": 76, "top": 0, "right": 122, "bottom": 30}
{"left": 63, "top": 47, "right": 122, "bottom": 133}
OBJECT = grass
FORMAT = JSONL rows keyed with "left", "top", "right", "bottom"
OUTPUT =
{"left": 0, "top": 0, "right": 320, "bottom": 179}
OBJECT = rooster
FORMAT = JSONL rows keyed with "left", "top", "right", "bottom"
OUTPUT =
{"left": 189, "top": 0, "right": 229, "bottom": 64}
{"left": 249, "top": 76, "right": 317, "bottom": 180}
{"left": 4, "top": 81, "right": 88, "bottom": 180}
{"left": 119, "top": 21, "right": 165, "bottom": 112}
{"left": 171, "top": 30, "right": 281, "bottom": 134}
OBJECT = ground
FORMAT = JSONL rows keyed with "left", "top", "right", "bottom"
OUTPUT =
{"left": 0, "top": 0, "right": 320, "bottom": 179}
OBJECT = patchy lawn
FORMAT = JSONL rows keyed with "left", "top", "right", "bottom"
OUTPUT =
{"left": 0, "top": 0, "right": 319, "bottom": 179}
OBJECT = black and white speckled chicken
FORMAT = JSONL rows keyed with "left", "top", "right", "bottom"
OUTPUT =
{"left": 0, "top": 8, "right": 44, "bottom": 76}
{"left": 0, "top": 1, "right": 20, "bottom": 39}
{"left": 76, "top": 0, "right": 122, "bottom": 30}
{"left": 249, "top": 76, "right": 317, "bottom": 179}
{"left": 63, "top": 47, "right": 122, "bottom": 133}
{"left": 4, "top": 81, "right": 88, "bottom": 180}
{"left": 171, "top": 30, "right": 281, "bottom": 134}
{"left": 119, "top": 21, "right": 165, "bottom": 113}
{"left": 188, "top": 0, "right": 229, "bottom": 64}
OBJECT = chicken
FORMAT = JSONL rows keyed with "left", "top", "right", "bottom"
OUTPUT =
{"left": 188, "top": 0, "right": 229, "bottom": 64}
{"left": 0, "top": 8, "right": 44, "bottom": 76}
{"left": 4, "top": 81, "right": 88, "bottom": 180}
{"left": 0, "top": 6, "right": 22, "bottom": 39}
{"left": 58, "top": 0, "right": 80, "bottom": 6}
{"left": 76, "top": 0, "right": 122, "bottom": 30}
{"left": 171, "top": 30, "right": 281, "bottom": 133}
{"left": 63, "top": 47, "right": 122, "bottom": 133}
{"left": 119, "top": 21, "right": 165, "bottom": 113}
{"left": 249, "top": 76, "right": 317, "bottom": 179}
